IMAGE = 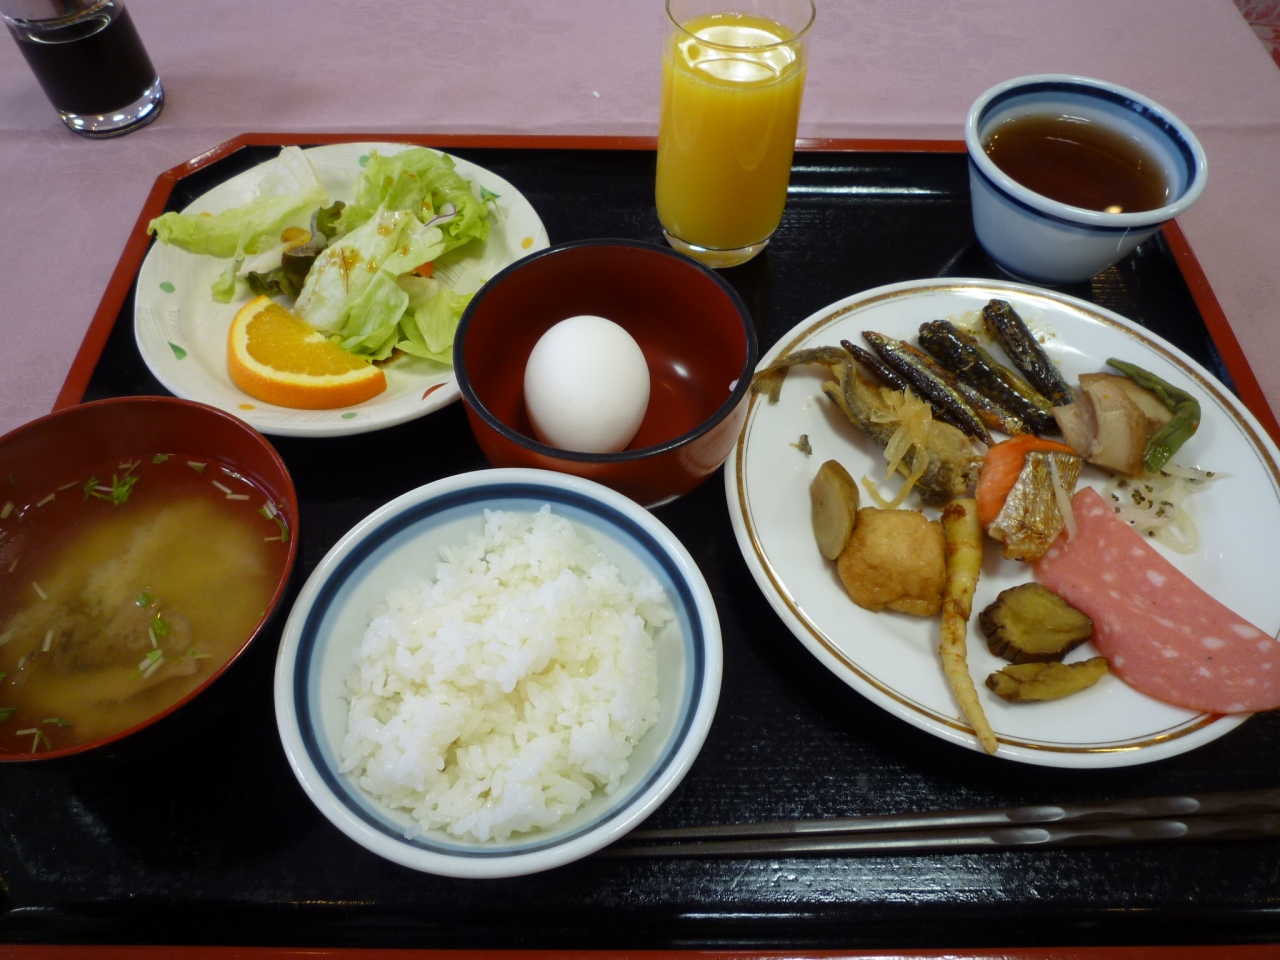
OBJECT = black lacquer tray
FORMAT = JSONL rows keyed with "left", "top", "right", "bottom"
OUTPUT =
{"left": 3, "top": 137, "right": 1279, "bottom": 950}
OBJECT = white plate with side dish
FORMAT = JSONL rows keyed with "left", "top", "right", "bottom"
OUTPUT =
{"left": 135, "top": 142, "right": 549, "bottom": 438}
{"left": 726, "top": 278, "right": 1280, "bottom": 768}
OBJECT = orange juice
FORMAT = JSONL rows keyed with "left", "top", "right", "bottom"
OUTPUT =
{"left": 656, "top": 12, "right": 807, "bottom": 255}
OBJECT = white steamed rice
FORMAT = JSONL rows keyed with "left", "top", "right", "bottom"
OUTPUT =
{"left": 340, "top": 505, "right": 671, "bottom": 843}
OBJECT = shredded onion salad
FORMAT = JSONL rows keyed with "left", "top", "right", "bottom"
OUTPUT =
{"left": 862, "top": 386, "right": 933, "bottom": 508}
{"left": 1048, "top": 454, "right": 1077, "bottom": 542}
{"left": 1102, "top": 463, "right": 1222, "bottom": 554}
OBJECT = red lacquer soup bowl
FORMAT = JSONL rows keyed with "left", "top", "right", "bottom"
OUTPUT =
{"left": 0, "top": 396, "right": 298, "bottom": 761}
{"left": 454, "top": 240, "right": 757, "bottom": 508}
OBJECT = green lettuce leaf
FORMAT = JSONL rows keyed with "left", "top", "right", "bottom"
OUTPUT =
{"left": 395, "top": 283, "right": 472, "bottom": 363}
{"left": 336, "top": 148, "right": 488, "bottom": 257}
{"left": 294, "top": 206, "right": 446, "bottom": 344}
{"left": 211, "top": 255, "right": 242, "bottom": 303}
{"left": 331, "top": 270, "right": 409, "bottom": 361}
{"left": 147, "top": 146, "right": 328, "bottom": 259}
{"left": 314, "top": 201, "right": 345, "bottom": 240}
{"left": 244, "top": 264, "right": 304, "bottom": 299}
{"left": 293, "top": 206, "right": 451, "bottom": 359}
{"left": 210, "top": 227, "right": 252, "bottom": 303}
{"left": 245, "top": 244, "right": 320, "bottom": 299}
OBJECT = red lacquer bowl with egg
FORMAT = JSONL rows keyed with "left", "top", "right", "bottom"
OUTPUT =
{"left": 0, "top": 396, "right": 298, "bottom": 762}
{"left": 454, "top": 239, "right": 757, "bottom": 507}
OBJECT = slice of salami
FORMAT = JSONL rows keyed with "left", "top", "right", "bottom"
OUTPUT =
{"left": 1035, "top": 487, "right": 1280, "bottom": 713}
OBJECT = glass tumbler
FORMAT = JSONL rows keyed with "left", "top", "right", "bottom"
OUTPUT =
{"left": 2, "top": 0, "right": 163, "bottom": 137}
{"left": 655, "top": 0, "right": 814, "bottom": 269}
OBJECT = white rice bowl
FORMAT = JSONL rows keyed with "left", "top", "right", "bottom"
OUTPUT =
{"left": 274, "top": 469, "right": 722, "bottom": 878}
{"left": 340, "top": 505, "right": 671, "bottom": 843}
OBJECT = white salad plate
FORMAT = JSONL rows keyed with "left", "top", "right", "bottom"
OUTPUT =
{"left": 135, "top": 142, "right": 550, "bottom": 438}
{"left": 726, "top": 277, "right": 1280, "bottom": 768}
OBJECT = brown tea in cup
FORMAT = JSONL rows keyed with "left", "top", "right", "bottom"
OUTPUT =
{"left": 982, "top": 114, "right": 1172, "bottom": 214}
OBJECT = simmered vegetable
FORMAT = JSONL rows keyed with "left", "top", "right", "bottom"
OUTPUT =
{"left": 1054, "top": 375, "right": 1149, "bottom": 476}
{"left": 810, "top": 460, "right": 860, "bottom": 560}
{"left": 979, "top": 582, "right": 1094, "bottom": 663}
{"left": 940, "top": 499, "right": 998, "bottom": 755}
{"left": 985, "top": 657, "right": 1110, "bottom": 702}
{"left": 1106, "top": 359, "right": 1202, "bottom": 473}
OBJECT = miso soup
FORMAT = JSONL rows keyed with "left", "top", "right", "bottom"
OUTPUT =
{"left": 0, "top": 455, "right": 290, "bottom": 754}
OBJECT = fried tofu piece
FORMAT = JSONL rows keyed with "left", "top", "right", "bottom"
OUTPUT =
{"left": 837, "top": 508, "right": 945, "bottom": 616}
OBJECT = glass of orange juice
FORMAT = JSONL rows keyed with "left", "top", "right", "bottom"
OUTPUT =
{"left": 656, "top": 0, "right": 814, "bottom": 269}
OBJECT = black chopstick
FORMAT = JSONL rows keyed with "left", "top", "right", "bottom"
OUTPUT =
{"left": 622, "top": 787, "right": 1280, "bottom": 844}
{"left": 603, "top": 811, "right": 1280, "bottom": 858}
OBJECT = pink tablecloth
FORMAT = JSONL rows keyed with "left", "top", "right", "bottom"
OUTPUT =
{"left": 2, "top": 0, "right": 1280, "bottom": 435}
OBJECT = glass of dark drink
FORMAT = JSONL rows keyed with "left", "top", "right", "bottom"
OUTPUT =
{"left": 2, "top": 0, "right": 163, "bottom": 137}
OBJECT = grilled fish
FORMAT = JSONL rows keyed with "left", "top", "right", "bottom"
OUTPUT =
{"left": 750, "top": 345, "right": 851, "bottom": 404}
{"left": 987, "top": 450, "right": 1082, "bottom": 561}
{"left": 749, "top": 346, "right": 982, "bottom": 505}
{"left": 918, "top": 319, "right": 1057, "bottom": 434}
{"left": 841, "top": 338, "right": 981, "bottom": 435}
{"left": 840, "top": 339, "right": 910, "bottom": 393}
{"left": 822, "top": 363, "right": 981, "bottom": 506}
{"left": 949, "top": 370, "right": 1032, "bottom": 437}
{"left": 981, "top": 299, "right": 1075, "bottom": 407}
{"left": 862, "top": 331, "right": 992, "bottom": 444}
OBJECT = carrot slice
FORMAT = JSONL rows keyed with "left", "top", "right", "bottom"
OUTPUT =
{"left": 976, "top": 435, "right": 1078, "bottom": 527}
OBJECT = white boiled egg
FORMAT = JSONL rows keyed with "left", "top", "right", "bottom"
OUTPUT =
{"left": 523, "top": 315, "right": 651, "bottom": 453}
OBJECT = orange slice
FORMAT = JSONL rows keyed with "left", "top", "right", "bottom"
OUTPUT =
{"left": 227, "top": 295, "right": 386, "bottom": 410}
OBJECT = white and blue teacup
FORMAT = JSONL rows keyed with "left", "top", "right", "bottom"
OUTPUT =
{"left": 965, "top": 74, "right": 1207, "bottom": 285}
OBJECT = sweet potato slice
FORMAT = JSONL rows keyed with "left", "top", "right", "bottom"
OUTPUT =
{"left": 979, "top": 582, "right": 1093, "bottom": 664}
{"left": 986, "top": 657, "right": 1110, "bottom": 702}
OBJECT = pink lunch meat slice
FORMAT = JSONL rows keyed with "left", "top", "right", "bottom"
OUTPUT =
{"left": 1034, "top": 487, "right": 1280, "bottom": 713}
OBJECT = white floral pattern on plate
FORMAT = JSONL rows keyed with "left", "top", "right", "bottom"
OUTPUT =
{"left": 135, "top": 142, "right": 549, "bottom": 438}
{"left": 726, "top": 278, "right": 1280, "bottom": 768}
